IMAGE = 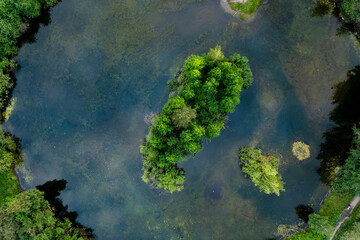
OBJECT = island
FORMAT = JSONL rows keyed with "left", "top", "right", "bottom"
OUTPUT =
{"left": 141, "top": 46, "right": 253, "bottom": 193}
{"left": 223, "top": 0, "right": 262, "bottom": 21}
{"left": 238, "top": 146, "right": 285, "bottom": 196}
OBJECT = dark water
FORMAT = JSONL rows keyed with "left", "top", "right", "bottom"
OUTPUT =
{"left": 4, "top": 0, "right": 360, "bottom": 239}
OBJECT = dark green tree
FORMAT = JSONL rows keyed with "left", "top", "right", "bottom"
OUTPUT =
{"left": 332, "top": 127, "right": 360, "bottom": 195}
{"left": 0, "top": 189, "right": 87, "bottom": 240}
{"left": 141, "top": 46, "right": 253, "bottom": 192}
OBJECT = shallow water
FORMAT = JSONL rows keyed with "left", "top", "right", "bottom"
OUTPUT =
{"left": 4, "top": 0, "right": 360, "bottom": 239}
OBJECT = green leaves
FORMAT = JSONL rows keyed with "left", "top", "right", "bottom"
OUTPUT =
{"left": 141, "top": 46, "right": 253, "bottom": 192}
{"left": 170, "top": 104, "right": 196, "bottom": 129}
{"left": 308, "top": 213, "right": 334, "bottom": 237}
{"left": 0, "top": 189, "right": 85, "bottom": 240}
{"left": 0, "top": 131, "right": 21, "bottom": 173}
{"left": 332, "top": 127, "right": 360, "bottom": 195}
{"left": 238, "top": 147, "right": 285, "bottom": 196}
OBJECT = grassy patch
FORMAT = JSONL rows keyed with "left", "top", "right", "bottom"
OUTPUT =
{"left": 318, "top": 192, "right": 354, "bottom": 224}
{"left": 228, "top": 0, "right": 262, "bottom": 20}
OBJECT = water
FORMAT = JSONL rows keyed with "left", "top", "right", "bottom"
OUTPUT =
{"left": 4, "top": 0, "right": 360, "bottom": 239}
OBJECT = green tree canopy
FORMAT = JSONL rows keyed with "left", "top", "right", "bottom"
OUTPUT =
{"left": 342, "top": 222, "right": 360, "bottom": 240}
{"left": 332, "top": 127, "right": 360, "bottom": 195}
{"left": 238, "top": 147, "right": 285, "bottom": 196}
{"left": 0, "top": 131, "right": 22, "bottom": 173}
{"left": 308, "top": 213, "right": 334, "bottom": 237}
{"left": 170, "top": 104, "right": 196, "bottom": 129}
{"left": 0, "top": 189, "right": 85, "bottom": 240}
{"left": 141, "top": 46, "right": 253, "bottom": 192}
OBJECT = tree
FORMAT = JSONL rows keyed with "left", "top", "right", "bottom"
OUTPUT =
{"left": 0, "top": 189, "right": 87, "bottom": 240}
{"left": 332, "top": 127, "right": 360, "bottom": 195}
{"left": 238, "top": 147, "right": 285, "bottom": 196}
{"left": 308, "top": 213, "right": 334, "bottom": 237}
{"left": 0, "top": 131, "right": 22, "bottom": 173}
{"left": 170, "top": 104, "right": 196, "bottom": 129}
{"left": 285, "top": 230, "right": 325, "bottom": 240}
{"left": 342, "top": 222, "right": 360, "bottom": 240}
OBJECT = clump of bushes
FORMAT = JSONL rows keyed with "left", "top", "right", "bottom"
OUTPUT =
{"left": 292, "top": 141, "right": 310, "bottom": 160}
{"left": 238, "top": 146, "right": 285, "bottom": 196}
{"left": 141, "top": 46, "right": 253, "bottom": 193}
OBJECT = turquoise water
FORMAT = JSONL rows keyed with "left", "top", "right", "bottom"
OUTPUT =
{"left": 4, "top": 0, "right": 360, "bottom": 239}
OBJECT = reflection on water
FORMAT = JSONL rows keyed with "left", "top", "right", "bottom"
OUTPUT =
{"left": 4, "top": 0, "right": 360, "bottom": 239}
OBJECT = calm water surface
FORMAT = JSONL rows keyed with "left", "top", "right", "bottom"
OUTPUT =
{"left": 4, "top": 0, "right": 360, "bottom": 239}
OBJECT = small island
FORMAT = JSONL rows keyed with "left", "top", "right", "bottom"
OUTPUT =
{"left": 238, "top": 146, "right": 285, "bottom": 196}
{"left": 225, "top": 0, "right": 262, "bottom": 21}
{"left": 141, "top": 46, "right": 253, "bottom": 193}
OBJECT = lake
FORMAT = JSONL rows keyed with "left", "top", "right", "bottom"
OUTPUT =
{"left": 4, "top": 0, "right": 360, "bottom": 239}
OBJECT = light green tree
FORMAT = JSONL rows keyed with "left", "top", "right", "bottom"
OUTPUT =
{"left": 342, "top": 222, "right": 360, "bottom": 240}
{"left": 170, "top": 104, "right": 196, "bottom": 129}
{"left": 308, "top": 213, "right": 334, "bottom": 237}
{"left": 238, "top": 147, "right": 285, "bottom": 196}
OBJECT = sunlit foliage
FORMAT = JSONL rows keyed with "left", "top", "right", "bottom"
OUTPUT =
{"left": 285, "top": 230, "right": 325, "bottom": 240}
{"left": 0, "top": 131, "right": 21, "bottom": 173}
{"left": 238, "top": 147, "right": 285, "bottom": 196}
{"left": 308, "top": 213, "right": 334, "bottom": 237}
{"left": 341, "top": 0, "right": 360, "bottom": 23}
{"left": 342, "top": 222, "right": 360, "bottom": 240}
{"left": 0, "top": 189, "right": 87, "bottom": 240}
{"left": 141, "top": 46, "right": 253, "bottom": 193}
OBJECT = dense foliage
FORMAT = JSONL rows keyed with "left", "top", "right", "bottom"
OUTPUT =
{"left": 308, "top": 213, "right": 334, "bottom": 237}
{"left": 0, "top": 131, "right": 22, "bottom": 173}
{"left": 286, "top": 230, "right": 325, "bottom": 240}
{"left": 0, "top": 0, "right": 59, "bottom": 112}
{"left": 238, "top": 147, "right": 285, "bottom": 196}
{"left": 0, "top": 189, "right": 88, "bottom": 240}
{"left": 141, "top": 46, "right": 253, "bottom": 193}
{"left": 342, "top": 222, "right": 360, "bottom": 240}
{"left": 341, "top": 0, "right": 360, "bottom": 23}
{"left": 332, "top": 127, "right": 360, "bottom": 195}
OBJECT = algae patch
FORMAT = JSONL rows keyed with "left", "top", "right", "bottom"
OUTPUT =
{"left": 292, "top": 141, "right": 310, "bottom": 160}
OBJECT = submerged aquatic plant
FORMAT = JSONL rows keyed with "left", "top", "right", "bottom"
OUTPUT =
{"left": 292, "top": 141, "right": 310, "bottom": 160}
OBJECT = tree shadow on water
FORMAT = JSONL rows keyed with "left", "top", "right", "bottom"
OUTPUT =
{"left": 318, "top": 66, "right": 360, "bottom": 185}
{"left": 295, "top": 204, "right": 314, "bottom": 223}
{"left": 17, "top": 1, "right": 62, "bottom": 48}
{"left": 311, "top": 0, "right": 360, "bottom": 41}
{"left": 36, "top": 179, "right": 94, "bottom": 239}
